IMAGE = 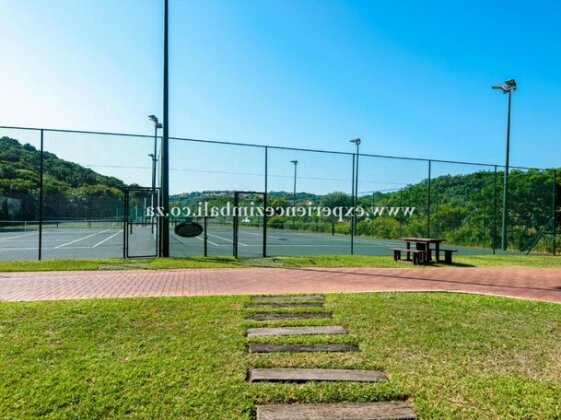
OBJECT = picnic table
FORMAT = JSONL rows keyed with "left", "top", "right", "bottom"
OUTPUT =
{"left": 391, "top": 237, "right": 457, "bottom": 264}
{"left": 402, "top": 237, "right": 443, "bottom": 263}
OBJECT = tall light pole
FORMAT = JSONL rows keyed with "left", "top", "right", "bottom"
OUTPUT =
{"left": 147, "top": 151, "right": 156, "bottom": 235}
{"left": 492, "top": 79, "right": 517, "bottom": 251}
{"left": 291, "top": 160, "right": 298, "bottom": 230}
{"left": 290, "top": 160, "right": 298, "bottom": 207}
{"left": 148, "top": 115, "right": 162, "bottom": 195}
{"left": 350, "top": 138, "right": 361, "bottom": 254}
{"left": 160, "top": 0, "right": 170, "bottom": 257}
{"left": 148, "top": 115, "right": 162, "bottom": 235}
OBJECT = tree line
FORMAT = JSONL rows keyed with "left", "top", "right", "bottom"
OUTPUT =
{"left": 0, "top": 137, "right": 125, "bottom": 222}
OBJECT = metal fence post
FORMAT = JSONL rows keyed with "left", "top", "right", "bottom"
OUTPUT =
{"left": 233, "top": 191, "right": 239, "bottom": 258}
{"left": 38, "top": 129, "right": 44, "bottom": 261}
{"left": 204, "top": 216, "right": 208, "bottom": 257}
{"left": 493, "top": 165, "right": 498, "bottom": 254}
{"left": 552, "top": 169, "right": 557, "bottom": 256}
{"left": 160, "top": 0, "right": 170, "bottom": 258}
{"left": 399, "top": 188, "right": 403, "bottom": 238}
{"left": 263, "top": 146, "right": 268, "bottom": 258}
{"left": 350, "top": 154, "right": 355, "bottom": 255}
{"left": 427, "top": 160, "right": 431, "bottom": 238}
{"left": 123, "top": 190, "right": 128, "bottom": 259}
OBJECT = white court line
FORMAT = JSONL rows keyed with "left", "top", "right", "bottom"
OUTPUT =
{"left": 209, "top": 229, "right": 403, "bottom": 246}
{"left": 241, "top": 231, "right": 282, "bottom": 240}
{"left": 276, "top": 231, "right": 352, "bottom": 243}
{"left": 0, "top": 245, "right": 107, "bottom": 252}
{"left": 0, "top": 247, "right": 39, "bottom": 251}
{"left": 207, "top": 233, "right": 248, "bottom": 246}
{"left": 214, "top": 244, "right": 395, "bottom": 247}
{"left": 55, "top": 229, "right": 112, "bottom": 249}
{"left": 171, "top": 234, "right": 220, "bottom": 247}
{"left": 0, "top": 232, "right": 38, "bottom": 241}
{"left": 92, "top": 230, "right": 123, "bottom": 248}
{"left": 196, "top": 236, "right": 220, "bottom": 246}
{"left": 269, "top": 230, "right": 404, "bottom": 246}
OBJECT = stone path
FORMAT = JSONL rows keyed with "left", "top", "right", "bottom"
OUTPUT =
{"left": 247, "top": 325, "right": 347, "bottom": 337}
{"left": 245, "top": 302, "right": 326, "bottom": 309}
{"left": 249, "top": 368, "right": 388, "bottom": 383}
{"left": 244, "top": 294, "right": 417, "bottom": 419}
{"left": 251, "top": 295, "right": 326, "bottom": 303}
{"left": 245, "top": 312, "right": 332, "bottom": 320}
{"left": 2, "top": 267, "right": 560, "bottom": 303}
{"left": 248, "top": 343, "right": 359, "bottom": 353}
{"left": 256, "top": 402, "right": 417, "bottom": 420}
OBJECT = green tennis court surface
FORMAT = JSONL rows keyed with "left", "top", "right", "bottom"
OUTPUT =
{"left": 0, "top": 222, "right": 512, "bottom": 261}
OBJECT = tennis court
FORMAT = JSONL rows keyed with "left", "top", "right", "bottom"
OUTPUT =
{"left": 0, "top": 221, "right": 130, "bottom": 260}
{"left": 0, "top": 220, "right": 508, "bottom": 261}
{"left": 175, "top": 225, "right": 510, "bottom": 258}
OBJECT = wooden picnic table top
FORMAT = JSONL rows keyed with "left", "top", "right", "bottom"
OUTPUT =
{"left": 402, "top": 237, "right": 444, "bottom": 243}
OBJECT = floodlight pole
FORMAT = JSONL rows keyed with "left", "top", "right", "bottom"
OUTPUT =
{"left": 501, "top": 90, "right": 512, "bottom": 251}
{"left": 148, "top": 152, "right": 156, "bottom": 233}
{"left": 291, "top": 160, "right": 298, "bottom": 230}
{"left": 148, "top": 116, "right": 161, "bottom": 234}
{"left": 160, "top": 0, "right": 170, "bottom": 257}
{"left": 493, "top": 79, "right": 516, "bottom": 251}
{"left": 291, "top": 160, "right": 298, "bottom": 208}
{"left": 350, "top": 138, "right": 361, "bottom": 254}
{"left": 151, "top": 125, "right": 159, "bottom": 194}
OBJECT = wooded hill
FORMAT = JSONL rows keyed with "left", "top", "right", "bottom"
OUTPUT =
{"left": 364, "top": 168, "right": 559, "bottom": 250}
{"left": 0, "top": 136, "right": 125, "bottom": 221}
{"left": 172, "top": 169, "right": 559, "bottom": 251}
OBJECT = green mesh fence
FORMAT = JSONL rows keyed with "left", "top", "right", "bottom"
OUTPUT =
{"left": 0, "top": 125, "right": 558, "bottom": 260}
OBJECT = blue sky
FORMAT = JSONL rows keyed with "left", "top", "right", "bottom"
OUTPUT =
{"left": 1, "top": 0, "right": 560, "bottom": 194}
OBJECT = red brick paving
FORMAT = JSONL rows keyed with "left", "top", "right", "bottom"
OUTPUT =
{"left": 0, "top": 267, "right": 560, "bottom": 303}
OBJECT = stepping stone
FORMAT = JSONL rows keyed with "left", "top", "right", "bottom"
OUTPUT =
{"left": 256, "top": 401, "right": 416, "bottom": 419}
{"left": 248, "top": 343, "right": 359, "bottom": 353}
{"left": 245, "top": 303, "right": 325, "bottom": 309}
{"left": 245, "top": 312, "right": 331, "bottom": 320}
{"left": 247, "top": 325, "right": 346, "bottom": 337}
{"left": 251, "top": 295, "right": 325, "bottom": 303}
{"left": 249, "top": 368, "right": 387, "bottom": 383}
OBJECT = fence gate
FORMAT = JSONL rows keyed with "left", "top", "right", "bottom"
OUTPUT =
{"left": 124, "top": 187, "right": 160, "bottom": 258}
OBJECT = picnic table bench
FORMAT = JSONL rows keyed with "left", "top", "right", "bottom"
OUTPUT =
{"left": 391, "top": 248, "right": 426, "bottom": 264}
{"left": 442, "top": 248, "right": 458, "bottom": 264}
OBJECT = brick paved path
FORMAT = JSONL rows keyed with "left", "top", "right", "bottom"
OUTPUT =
{"left": 0, "top": 267, "right": 560, "bottom": 303}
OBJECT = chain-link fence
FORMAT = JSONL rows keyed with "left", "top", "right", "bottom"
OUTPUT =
{"left": 0, "top": 125, "right": 558, "bottom": 260}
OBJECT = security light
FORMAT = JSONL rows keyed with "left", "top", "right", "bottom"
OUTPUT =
{"left": 148, "top": 115, "right": 163, "bottom": 128}
{"left": 492, "top": 79, "right": 517, "bottom": 93}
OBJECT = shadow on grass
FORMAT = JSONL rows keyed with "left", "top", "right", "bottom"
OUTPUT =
{"left": 433, "top": 261, "right": 476, "bottom": 268}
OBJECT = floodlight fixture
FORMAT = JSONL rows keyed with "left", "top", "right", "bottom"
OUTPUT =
{"left": 492, "top": 79, "right": 517, "bottom": 94}
{"left": 148, "top": 115, "right": 163, "bottom": 128}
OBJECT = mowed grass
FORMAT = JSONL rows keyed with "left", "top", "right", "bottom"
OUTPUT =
{"left": 1, "top": 293, "right": 560, "bottom": 418}
{"left": 1, "top": 254, "right": 561, "bottom": 272}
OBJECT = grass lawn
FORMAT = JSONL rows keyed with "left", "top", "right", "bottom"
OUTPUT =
{"left": 0, "top": 254, "right": 560, "bottom": 272}
{"left": 1, "top": 293, "right": 560, "bottom": 418}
